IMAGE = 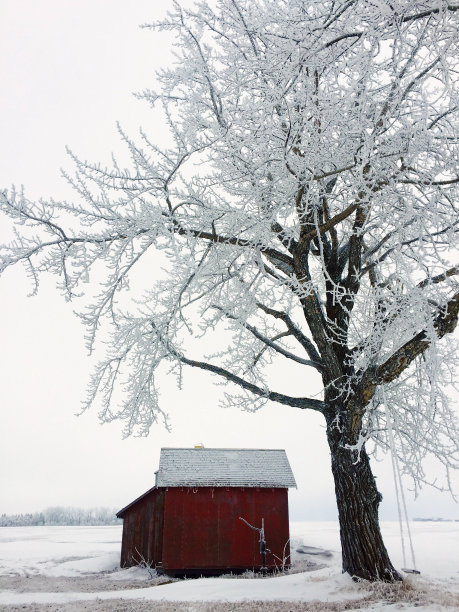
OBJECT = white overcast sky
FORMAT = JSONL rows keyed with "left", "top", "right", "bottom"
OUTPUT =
{"left": 0, "top": 0, "right": 457, "bottom": 521}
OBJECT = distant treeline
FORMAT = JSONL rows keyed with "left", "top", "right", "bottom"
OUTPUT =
{"left": 413, "top": 517, "right": 458, "bottom": 522}
{"left": 0, "top": 506, "right": 122, "bottom": 527}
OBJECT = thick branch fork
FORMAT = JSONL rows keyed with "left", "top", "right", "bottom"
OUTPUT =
{"left": 373, "top": 292, "right": 459, "bottom": 389}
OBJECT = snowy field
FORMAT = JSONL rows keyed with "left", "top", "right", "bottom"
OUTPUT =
{"left": 0, "top": 521, "right": 457, "bottom": 611}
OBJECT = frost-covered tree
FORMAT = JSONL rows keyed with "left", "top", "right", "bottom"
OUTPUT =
{"left": 1, "top": 0, "right": 458, "bottom": 581}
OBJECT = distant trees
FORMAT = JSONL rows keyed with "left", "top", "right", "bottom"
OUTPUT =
{"left": 0, "top": 506, "right": 121, "bottom": 527}
{"left": 0, "top": 513, "right": 44, "bottom": 527}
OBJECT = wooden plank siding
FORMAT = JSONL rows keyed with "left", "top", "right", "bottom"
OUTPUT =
{"left": 119, "top": 488, "right": 164, "bottom": 568}
{"left": 161, "top": 487, "right": 290, "bottom": 575}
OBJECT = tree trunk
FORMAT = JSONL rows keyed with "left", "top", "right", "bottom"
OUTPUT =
{"left": 325, "top": 410, "right": 402, "bottom": 582}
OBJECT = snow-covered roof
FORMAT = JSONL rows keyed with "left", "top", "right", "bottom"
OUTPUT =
{"left": 156, "top": 448, "right": 296, "bottom": 488}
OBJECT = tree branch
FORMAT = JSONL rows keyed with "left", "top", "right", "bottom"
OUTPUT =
{"left": 178, "top": 354, "right": 325, "bottom": 411}
{"left": 376, "top": 291, "right": 459, "bottom": 386}
{"left": 323, "top": 5, "right": 459, "bottom": 50}
{"left": 417, "top": 266, "right": 459, "bottom": 289}
{"left": 297, "top": 199, "right": 359, "bottom": 251}
{"left": 249, "top": 330, "right": 291, "bottom": 369}
{"left": 168, "top": 214, "right": 295, "bottom": 271}
{"left": 255, "top": 303, "right": 323, "bottom": 365}
{"left": 399, "top": 177, "right": 459, "bottom": 186}
{"left": 213, "top": 306, "right": 324, "bottom": 371}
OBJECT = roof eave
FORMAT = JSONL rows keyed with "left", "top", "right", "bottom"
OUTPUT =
{"left": 156, "top": 482, "right": 296, "bottom": 488}
{"left": 116, "top": 485, "right": 158, "bottom": 518}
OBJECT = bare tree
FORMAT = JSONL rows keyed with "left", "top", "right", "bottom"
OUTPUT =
{"left": 1, "top": 0, "right": 458, "bottom": 581}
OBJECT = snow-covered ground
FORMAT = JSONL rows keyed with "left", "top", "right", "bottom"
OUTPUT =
{"left": 0, "top": 522, "right": 457, "bottom": 610}
{"left": 0, "top": 525, "right": 121, "bottom": 578}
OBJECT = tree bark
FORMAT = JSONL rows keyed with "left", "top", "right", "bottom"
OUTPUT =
{"left": 325, "top": 409, "right": 402, "bottom": 582}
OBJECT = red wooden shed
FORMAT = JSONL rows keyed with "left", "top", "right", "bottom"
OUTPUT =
{"left": 116, "top": 447, "right": 296, "bottom": 576}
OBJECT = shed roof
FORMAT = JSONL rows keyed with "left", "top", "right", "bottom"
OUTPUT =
{"left": 156, "top": 447, "right": 296, "bottom": 488}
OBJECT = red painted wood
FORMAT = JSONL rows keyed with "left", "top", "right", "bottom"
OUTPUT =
{"left": 119, "top": 488, "right": 164, "bottom": 568}
{"left": 161, "top": 487, "right": 290, "bottom": 573}
{"left": 119, "top": 486, "right": 291, "bottom": 573}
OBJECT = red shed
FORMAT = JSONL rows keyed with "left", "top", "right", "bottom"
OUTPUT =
{"left": 116, "top": 447, "right": 296, "bottom": 576}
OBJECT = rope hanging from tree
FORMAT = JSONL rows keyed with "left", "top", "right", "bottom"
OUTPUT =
{"left": 383, "top": 386, "right": 420, "bottom": 575}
